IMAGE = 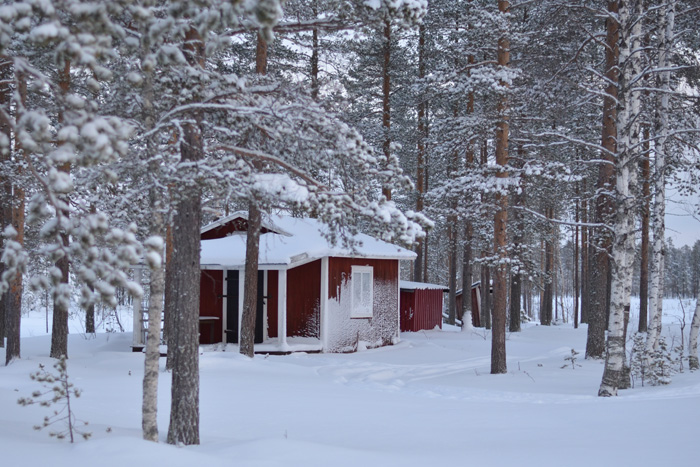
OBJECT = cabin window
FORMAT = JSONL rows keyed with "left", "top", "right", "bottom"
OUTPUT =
{"left": 351, "top": 266, "right": 373, "bottom": 318}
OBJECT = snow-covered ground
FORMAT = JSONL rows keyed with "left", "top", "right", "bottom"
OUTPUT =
{"left": 1, "top": 298, "right": 699, "bottom": 467}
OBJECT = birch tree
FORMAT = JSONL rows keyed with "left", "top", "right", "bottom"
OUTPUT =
{"left": 645, "top": 0, "right": 675, "bottom": 357}
{"left": 598, "top": 0, "right": 643, "bottom": 397}
{"left": 689, "top": 277, "right": 700, "bottom": 370}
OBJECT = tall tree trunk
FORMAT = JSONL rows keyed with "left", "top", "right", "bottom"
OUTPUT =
{"left": 85, "top": 205, "right": 97, "bottom": 334}
{"left": 143, "top": 211, "right": 165, "bottom": 442}
{"left": 509, "top": 176, "right": 523, "bottom": 333}
{"left": 310, "top": 1, "right": 319, "bottom": 100}
{"left": 646, "top": 0, "right": 674, "bottom": 356}
{"left": 414, "top": 23, "right": 426, "bottom": 283}
{"left": 164, "top": 219, "right": 174, "bottom": 370}
{"left": 0, "top": 57, "right": 11, "bottom": 349}
{"left": 509, "top": 272, "right": 521, "bottom": 332}
{"left": 580, "top": 179, "right": 589, "bottom": 324}
{"left": 50, "top": 61, "right": 70, "bottom": 359}
{"left": 447, "top": 221, "right": 457, "bottom": 325}
{"left": 491, "top": 0, "right": 510, "bottom": 375}
{"left": 461, "top": 36, "right": 476, "bottom": 327}
{"left": 689, "top": 278, "right": 700, "bottom": 370}
{"left": 574, "top": 185, "right": 580, "bottom": 329}
{"left": 167, "top": 26, "right": 204, "bottom": 446}
{"left": 7, "top": 167, "right": 25, "bottom": 364}
{"left": 481, "top": 260, "right": 491, "bottom": 329}
{"left": 4, "top": 62, "right": 24, "bottom": 361}
{"left": 587, "top": 0, "right": 618, "bottom": 359}
{"left": 142, "top": 48, "right": 164, "bottom": 442}
{"left": 638, "top": 128, "right": 651, "bottom": 333}
{"left": 166, "top": 121, "right": 202, "bottom": 445}
{"left": 381, "top": 19, "right": 392, "bottom": 201}
{"left": 240, "top": 201, "right": 261, "bottom": 358}
{"left": 541, "top": 207, "right": 554, "bottom": 326}
{"left": 599, "top": 0, "right": 642, "bottom": 396}
{"left": 447, "top": 103, "right": 460, "bottom": 326}
{"left": 256, "top": 31, "right": 268, "bottom": 75}
{"left": 239, "top": 30, "right": 269, "bottom": 358}
{"left": 461, "top": 226, "right": 472, "bottom": 326}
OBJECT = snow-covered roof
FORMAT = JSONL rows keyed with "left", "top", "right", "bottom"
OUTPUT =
{"left": 200, "top": 213, "right": 416, "bottom": 269}
{"left": 400, "top": 280, "right": 449, "bottom": 291}
{"left": 200, "top": 211, "right": 292, "bottom": 237}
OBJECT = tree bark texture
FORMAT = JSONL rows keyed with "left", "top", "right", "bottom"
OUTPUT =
{"left": 310, "top": 2, "right": 319, "bottom": 100}
{"left": 50, "top": 61, "right": 71, "bottom": 359}
{"left": 461, "top": 221, "right": 473, "bottom": 327}
{"left": 142, "top": 53, "right": 164, "bottom": 442}
{"left": 574, "top": 185, "right": 580, "bottom": 329}
{"left": 5, "top": 65, "right": 25, "bottom": 362}
{"left": 599, "top": 0, "right": 642, "bottom": 396}
{"left": 164, "top": 219, "right": 174, "bottom": 370}
{"left": 580, "top": 179, "right": 589, "bottom": 324}
{"left": 240, "top": 201, "right": 261, "bottom": 358}
{"left": 166, "top": 123, "right": 202, "bottom": 446}
{"left": 481, "top": 260, "right": 491, "bottom": 329}
{"left": 491, "top": 0, "right": 510, "bottom": 375}
{"left": 646, "top": 0, "right": 674, "bottom": 356}
{"left": 143, "top": 229, "right": 164, "bottom": 442}
{"left": 414, "top": 23, "right": 426, "bottom": 283}
{"left": 85, "top": 204, "right": 97, "bottom": 334}
{"left": 6, "top": 179, "right": 24, "bottom": 364}
{"left": 509, "top": 183, "right": 523, "bottom": 332}
{"left": 587, "top": 0, "right": 618, "bottom": 359}
{"left": 0, "top": 57, "right": 11, "bottom": 348}
{"left": 447, "top": 220, "right": 457, "bottom": 325}
{"left": 541, "top": 207, "right": 554, "bottom": 326}
{"left": 638, "top": 131, "right": 650, "bottom": 332}
{"left": 381, "top": 19, "right": 392, "bottom": 201}
{"left": 460, "top": 29, "right": 475, "bottom": 327}
{"left": 461, "top": 62, "right": 475, "bottom": 325}
{"left": 689, "top": 279, "right": 700, "bottom": 371}
{"left": 167, "top": 26, "right": 204, "bottom": 445}
{"left": 509, "top": 273, "right": 521, "bottom": 332}
{"left": 256, "top": 31, "right": 268, "bottom": 75}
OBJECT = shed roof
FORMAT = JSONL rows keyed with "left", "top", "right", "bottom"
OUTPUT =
{"left": 399, "top": 280, "right": 449, "bottom": 292}
{"left": 200, "top": 213, "right": 416, "bottom": 269}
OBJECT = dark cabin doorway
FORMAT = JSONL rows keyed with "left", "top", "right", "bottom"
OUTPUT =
{"left": 226, "top": 270, "right": 265, "bottom": 344}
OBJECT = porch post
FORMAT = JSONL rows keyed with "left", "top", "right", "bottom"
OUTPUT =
{"left": 278, "top": 268, "right": 288, "bottom": 349}
{"left": 238, "top": 268, "right": 244, "bottom": 339}
{"left": 320, "top": 257, "right": 329, "bottom": 351}
{"left": 222, "top": 267, "right": 227, "bottom": 343}
{"left": 396, "top": 260, "right": 401, "bottom": 343}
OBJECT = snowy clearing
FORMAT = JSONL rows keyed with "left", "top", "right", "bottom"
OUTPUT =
{"left": 1, "top": 299, "right": 699, "bottom": 467}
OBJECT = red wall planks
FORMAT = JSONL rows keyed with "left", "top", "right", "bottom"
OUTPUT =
{"left": 400, "top": 288, "right": 443, "bottom": 332}
{"left": 199, "top": 270, "right": 223, "bottom": 344}
{"left": 328, "top": 257, "right": 398, "bottom": 301}
{"left": 287, "top": 260, "right": 321, "bottom": 338}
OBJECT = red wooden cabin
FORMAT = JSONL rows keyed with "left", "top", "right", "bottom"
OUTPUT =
{"left": 455, "top": 282, "right": 482, "bottom": 327}
{"left": 196, "top": 212, "right": 416, "bottom": 353}
{"left": 399, "top": 281, "right": 448, "bottom": 332}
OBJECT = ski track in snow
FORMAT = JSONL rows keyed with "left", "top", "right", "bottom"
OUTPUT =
{"left": 3, "top": 298, "right": 700, "bottom": 467}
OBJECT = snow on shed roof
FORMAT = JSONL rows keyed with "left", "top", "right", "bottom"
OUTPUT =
{"left": 200, "top": 213, "right": 416, "bottom": 269}
{"left": 400, "top": 280, "right": 449, "bottom": 291}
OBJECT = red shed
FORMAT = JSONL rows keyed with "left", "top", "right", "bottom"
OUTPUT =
{"left": 193, "top": 212, "right": 416, "bottom": 353}
{"left": 455, "top": 282, "right": 482, "bottom": 327}
{"left": 399, "top": 281, "right": 448, "bottom": 332}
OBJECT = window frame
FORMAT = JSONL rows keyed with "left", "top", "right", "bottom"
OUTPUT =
{"left": 350, "top": 265, "right": 374, "bottom": 319}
